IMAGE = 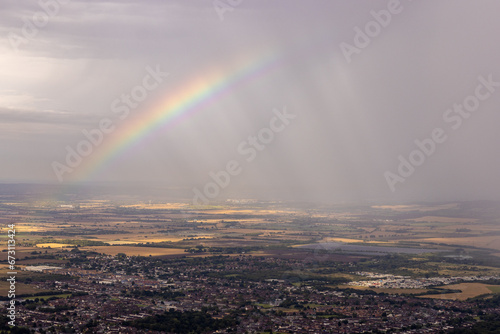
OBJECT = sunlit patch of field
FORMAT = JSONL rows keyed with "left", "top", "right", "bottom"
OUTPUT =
{"left": 78, "top": 204, "right": 103, "bottom": 208}
{"left": 79, "top": 246, "right": 186, "bottom": 256}
{"left": 0, "top": 224, "right": 47, "bottom": 233}
{"left": 180, "top": 234, "right": 215, "bottom": 238}
{"left": 106, "top": 240, "right": 141, "bottom": 245}
{"left": 78, "top": 200, "right": 110, "bottom": 208}
{"left": 407, "top": 216, "right": 477, "bottom": 223}
{"left": 372, "top": 203, "right": 458, "bottom": 212}
{"left": 191, "top": 219, "right": 223, "bottom": 224}
{"left": 418, "top": 236, "right": 500, "bottom": 251}
{"left": 121, "top": 203, "right": 190, "bottom": 210}
{"left": 320, "top": 237, "right": 390, "bottom": 244}
{"left": 420, "top": 283, "right": 500, "bottom": 300}
{"left": 36, "top": 243, "right": 72, "bottom": 248}
{"left": 258, "top": 232, "right": 293, "bottom": 238}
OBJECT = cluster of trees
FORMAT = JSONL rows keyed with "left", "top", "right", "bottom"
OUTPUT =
{"left": 33, "top": 238, "right": 109, "bottom": 247}
{"left": 0, "top": 288, "right": 71, "bottom": 301}
{"left": 449, "top": 315, "right": 496, "bottom": 333}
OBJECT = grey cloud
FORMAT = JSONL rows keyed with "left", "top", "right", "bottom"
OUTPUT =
{"left": 0, "top": 107, "right": 101, "bottom": 126}
{"left": 1, "top": 0, "right": 500, "bottom": 202}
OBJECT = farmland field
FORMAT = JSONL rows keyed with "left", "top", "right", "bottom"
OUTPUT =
{"left": 0, "top": 280, "right": 49, "bottom": 296}
{"left": 420, "top": 283, "right": 500, "bottom": 300}
{"left": 79, "top": 246, "right": 187, "bottom": 256}
{"left": 418, "top": 236, "right": 500, "bottom": 251}
{"left": 36, "top": 243, "right": 73, "bottom": 248}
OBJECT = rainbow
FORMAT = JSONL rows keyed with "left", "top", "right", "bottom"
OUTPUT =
{"left": 72, "top": 51, "right": 282, "bottom": 182}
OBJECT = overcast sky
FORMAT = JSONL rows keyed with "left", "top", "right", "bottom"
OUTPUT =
{"left": 1, "top": 0, "right": 500, "bottom": 203}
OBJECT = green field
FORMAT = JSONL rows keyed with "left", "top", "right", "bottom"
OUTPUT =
{"left": 24, "top": 293, "right": 71, "bottom": 301}
{"left": 0, "top": 280, "right": 49, "bottom": 296}
{"left": 487, "top": 285, "right": 500, "bottom": 293}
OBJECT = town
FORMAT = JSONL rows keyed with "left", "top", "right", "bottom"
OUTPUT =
{"left": 2, "top": 196, "right": 500, "bottom": 333}
{"left": 1, "top": 248, "right": 499, "bottom": 333}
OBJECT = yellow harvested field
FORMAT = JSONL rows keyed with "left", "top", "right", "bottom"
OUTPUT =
{"left": 121, "top": 203, "right": 190, "bottom": 209}
{"left": 420, "top": 283, "right": 496, "bottom": 300}
{"left": 0, "top": 225, "right": 47, "bottom": 232}
{"left": 320, "top": 237, "right": 390, "bottom": 244}
{"left": 80, "top": 246, "right": 186, "bottom": 256}
{"left": 36, "top": 243, "right": 73, "bottom": 248}
{"left": 106, "top": 240, "right": 143, "bottom": 245}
